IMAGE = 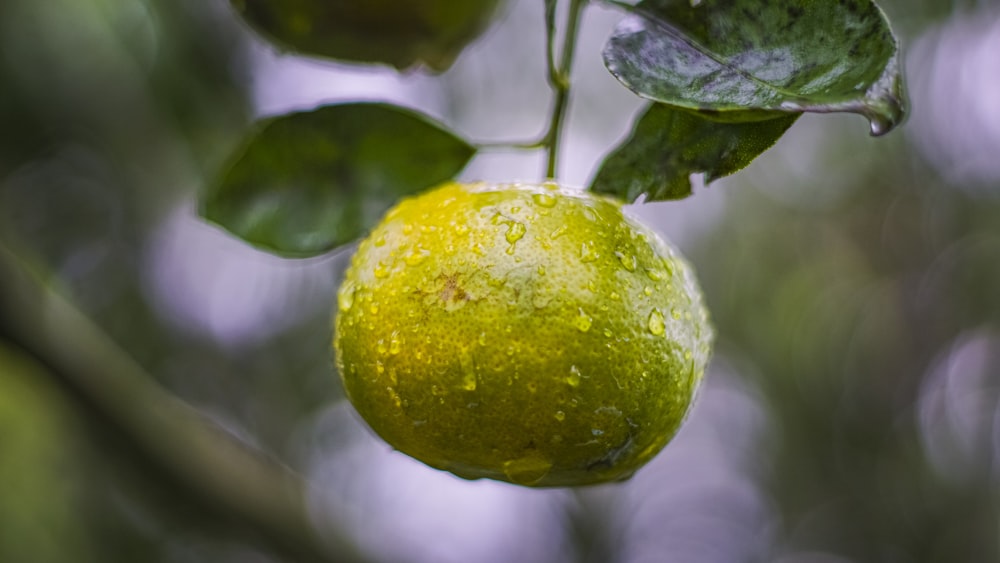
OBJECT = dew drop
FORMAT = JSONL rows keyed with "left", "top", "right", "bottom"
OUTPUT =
{"left": 373, "top": 236, "right": 386, "bottom": 247}
{"left": 615, "top": 251, "right": 637, "bottom": 272}
{"left": 610, "top": 291, "right": 621, "bottom": 301}
{"left": 369, "top": 303, "right": 380, "bottom": 315}
{"left": 376, "top": 361, "right": 385, "bottom": 375}
{"left": 554, "top": 411, "right": 566, "bottom": 422}
{"left": 337, "top": 282, "right": 355, "bottom": 312}
{"left": 550, "top": 225, "right": 568, "bottom": 239}
{"left": 478, "top": 332, "right": 487, "bottom": 346}
{"left": 671, "top": 308, "right": 682, "bottom": 320}
{"left": 661, "top": 258, "right": 675, "bottom": 277}
{"left": 502, "top": 455, "right": 553, "bottom": 486}
{"left": 402, "top": 224, "right": 413, "bottom": 235}
{"left": 532, "top": 193, "right": 557, "bottom": 208}
{"left": 506, "top": 222, "right": 526, "bottom": 244}
{"left": 643, "top": 286, "right": 653, "bottom": 296}
{"left": 648, "top": 309, "right": 666, "bottom": 336}
{"left": 374, "top": 263, "right": 389, "bottom": 279}
{"left": 389, "top": 333, "right": 402, "bottom": 355}
{"left": 574, "top": 309, "right": 593, "bottom": 332}
{"left": 405, "top": 248, "right": 430, "bottom": 266}
{"left": 645, "top": 268, "right": 662, "bottom": 281}
{"left": 580, "top": 242, "right": 598, "bottom": 263}
{"left": 376, "top": 339, "right": 388, "bottom": 354}
{"left": 566, "top": 365, "right": 582, "bottom": 387}
{"left": 537, "top": 265, "right": 547, "bottom": 276}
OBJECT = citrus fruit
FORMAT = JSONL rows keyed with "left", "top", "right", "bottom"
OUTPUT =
{"left": 333, "top": 182, "right": 712, "bottom": 486}
{"left": 233, "top": 0, "right": 502, "bottom": 71}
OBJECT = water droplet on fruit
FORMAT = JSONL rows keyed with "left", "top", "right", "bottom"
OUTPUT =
{"left": 580, "top": 242, "right": 598, "bottom": 263}
{"left": 502, "top": 455, "right": 552, "bottom": 486}
{"left": 554, "top": 411, "right": 566, "bottom": 421}
{"left": 574, "top": 309, "right": 593, "bottom": 332}
{"left": 537, "top": 265, "right": 547, "bottom": 276}
{"left": 405, "top": 248, "right": 430, "bottom": 266}
{"left": 374, "top": 236, "right": 386, "bottom": 247}
{"left": 532, "top": 193, "right": 557, "bottom": 208}
{"left": 505, "top": 221, "right": 526, "bottom": 254}
{"left": 376, "top": 339, "right": 388, "bottom": 354}
{"left": 567, "top": 365, "right": 582, "bottom": 387}
{"left": 645, "top": 268, "right": 662, "bottom": 281}
{"left": 337, "top": 282, "right": 355, "bottom": 311}
{"left": 389, "top": 333, "right": 402, "bottom": 355}
{"left": 643, "top": 286, "right": 653, "bottom": 296}
{"left": 615, "top": 251, "right": 637, "bottom": 271}
{"left": 648, "top": 309, "right": 666, "bottom": 336}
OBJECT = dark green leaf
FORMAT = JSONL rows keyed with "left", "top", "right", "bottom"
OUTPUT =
{"left": 603, "top": 0, "right": 906, "bottom": 135}
{"left": 232, "top": 0, "right": 503, "bottom": 71}
{"left": 202, "top": 103, "right": 475, "bottom": 257}
{"left": 590, "top": 104, "right": 797, "bottom": 201}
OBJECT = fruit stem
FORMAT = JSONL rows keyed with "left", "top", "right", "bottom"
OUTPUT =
{"left": 544, "top": 0, "right": 586, "bottom": 179}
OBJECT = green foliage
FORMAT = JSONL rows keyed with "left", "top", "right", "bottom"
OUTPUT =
{"left": 209, "top": 0, "right": 906, "bottom": 252}
{"left": 590, "top": 104, "right": 798, "bottom": 200}
{"left": 232, "top": 0, "right": 503, "bottom": 71}
{"left": 593, "top": 0, "right": 904, "bottom": 202}
{"left": 202, "top": 103, "right": 476, "bottom": 257}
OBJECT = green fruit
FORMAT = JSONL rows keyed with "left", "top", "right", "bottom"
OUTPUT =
{"left": 333, "top": 182, "right": 712, "bottom": 486}
{"left": 233, "top": 0, "right": 502, "bottom": 71}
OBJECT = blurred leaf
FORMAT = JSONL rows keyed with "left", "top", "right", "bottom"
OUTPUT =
{"left": 0, "top": 344, "right": 94, "bottom": 563}
{"left": 202, "top": 103, "right": 475, "bottom": 257}
{"left": 232, "top": 0, "right": 503, "bottom": 71}
{"left": 603, "top": 0, "right": 906, "bottom": 135}
{"left": 590, "top": 104, "right": 797, "bottom": 201}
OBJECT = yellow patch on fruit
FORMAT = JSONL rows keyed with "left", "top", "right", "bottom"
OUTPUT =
{"left": 333, "top": 182, "right": 712, "bottom": 487}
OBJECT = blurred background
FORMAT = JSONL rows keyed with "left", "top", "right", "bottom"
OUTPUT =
{"left": 2, "top": 0, "right": 1000, "bottom": 561}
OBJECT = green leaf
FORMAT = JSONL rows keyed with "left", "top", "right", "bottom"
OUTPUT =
{"left": 603, "top": 0, "right": 906, "bottom": 135}
{"left": 202, "top": 103, "right": 475, "bottom": 258}
{"left": 590, "top": 104, "right": 797, "bottom": 202}
{"left": 232, "top": 0, "right": 503, "bottom": 71}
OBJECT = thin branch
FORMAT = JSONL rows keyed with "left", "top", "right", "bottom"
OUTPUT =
{"left": 0, "top": 243, "right": 371, "bottom": 563}
{"left": 544, "top": 0, "right": 587, "bottom": 178}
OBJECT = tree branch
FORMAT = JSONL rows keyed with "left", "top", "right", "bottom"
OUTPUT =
{"left": 0, "top": 243, "right": 370, "bottom": 563}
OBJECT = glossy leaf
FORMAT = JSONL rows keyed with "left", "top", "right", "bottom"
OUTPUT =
{"left": 202, "top": 103, "right": 475, "bottom": 257}
{"left": 603, "top": 0, "right": 906, "bottom": 135}
{"left": 232, "top": 0, "right": 503, "bottom": 71}
{"left": 590, "top": 104, "right": 798, "bottom": 201}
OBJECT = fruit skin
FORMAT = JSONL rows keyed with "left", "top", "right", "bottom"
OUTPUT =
{"left": 233, "top": 0, "right": 502, "bottom": 71}
{"left": 334, "top": 182, "right": 712, "bottom": 487}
